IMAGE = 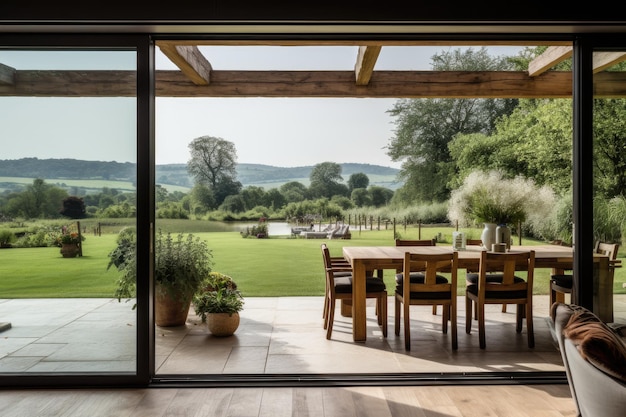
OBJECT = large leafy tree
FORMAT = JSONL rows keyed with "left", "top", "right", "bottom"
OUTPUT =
{"left": 187, "top": 136, "right": 241, "bottom": 207}
{"left": 347, "top": 172, "right": 369, "bottom": 191}
{"left": 450, "top": 98, "right": 626, "bottom": 200}
{"left": 308, "top": 162, "right": 349, "bottom": 199}
{"left": 386, "top": 47, "right": 519, "bottom": 204}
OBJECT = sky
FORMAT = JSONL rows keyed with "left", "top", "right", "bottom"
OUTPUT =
{"left": 0, "top": 46, "right": 525, "bottom": 169}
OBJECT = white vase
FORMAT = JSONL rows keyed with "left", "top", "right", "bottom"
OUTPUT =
{"left": 496, "top": 224, "right": 511, "bottom": 249}
{"left": 481, "top": 223, "right": 497, "bottom": 250}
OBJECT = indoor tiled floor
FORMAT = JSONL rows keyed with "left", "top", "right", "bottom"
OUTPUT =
{"left": 4, "top": 294, "right": 624, "bottom": 375}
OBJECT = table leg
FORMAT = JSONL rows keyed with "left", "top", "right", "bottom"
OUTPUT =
{"left": 352, "top": 261, "right": 367, "bottom": 341}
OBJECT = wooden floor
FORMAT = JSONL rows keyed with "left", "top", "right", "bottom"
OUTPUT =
{"left": 0, "top": 384, "right": 577, "bottom": 416}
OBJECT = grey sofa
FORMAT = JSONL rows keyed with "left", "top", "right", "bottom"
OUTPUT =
{"left": 552, "top": 302, "right": 626, "bottom": 417}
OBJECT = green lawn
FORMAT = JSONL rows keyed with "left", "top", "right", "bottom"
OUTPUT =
{"left": 0, "top": 224, "right": 623, "bottom": 298}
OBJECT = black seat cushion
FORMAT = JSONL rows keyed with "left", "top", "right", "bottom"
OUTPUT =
{"left": 395, "top": 272, "right": 448, "bottom": 285}
{"left": 334, "top": 276, "right": 386, "bottom": 294}
{"left": 466, "top": 283, "right": 527, "bottom": 299}
{"left": 395, "top": 273, "right": 450, "bottom": 299}
{"left": 466, "top": 273, "right": 525, "bottom": 284}
{"left": 551, "top": 274, "right": 573, "bottom": 288}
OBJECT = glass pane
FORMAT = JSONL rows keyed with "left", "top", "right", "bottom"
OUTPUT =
{"left": 0, "top": 49, "right": 138, "bottom": 374}
{"left": 592, "top": 49, "right": 626, "bottom": 326}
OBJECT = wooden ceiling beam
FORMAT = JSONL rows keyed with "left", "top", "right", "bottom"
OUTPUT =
{"left": 529, "top": 47, "right": 626, "bottom": 76}
{"left": 157, "top": 44, "right": 212, "bottom": 85}
{"left": 3, "top": 69, "right": 626, "bottom": 98}
{"left": 355, "top": 45, "right": 382, "bottom": 85}
{"left": 528, "top": 46, "right": 572, "bottom": 76}
{"left": 0, "top": 63, "right": 15, "bottom": 85}
{"left": 593, "top": 52, "right": 626, "bottom": 73}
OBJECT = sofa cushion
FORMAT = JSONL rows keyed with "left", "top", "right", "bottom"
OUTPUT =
{"left": 561, "top": 305, "right": 626, "bottom": 383}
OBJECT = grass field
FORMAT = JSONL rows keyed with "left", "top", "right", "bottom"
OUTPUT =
{"left": 0, "top": 222, "right": 623, "bottom": 299}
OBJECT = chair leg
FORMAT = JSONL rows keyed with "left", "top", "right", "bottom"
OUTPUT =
{"left": 381, "top": 293, "right": 388, "bottom": 337}
{"left": 526, "top": 302, "right": 535, "bottom": 348}
{"left": 465, "top": 296, "right": 473, "bottom": 334}
{"left": 403, "top": 301, "right": 411, "bottom": 350}
{"left": 502, "top": 304, "right": 507, "bottom": 312}
{"left": 394, "top": 295, "right": 401, "bottom": 336}
{"left": 326, "top": 298, "right": 336, "bottom": 340}
{"left": 441, "top": 303, "right": 448, "bottom": 334}
{"left": 323, "top": 291, "right": 328, "bottom": 320}
{"left": 516, "top": 304, "right": 523, "bottom": 333}
{"left": 432, "top": 305, "right": 437, "bottom": 315}
{"left": 323, "top": 295, "right": 330, "bottom": 330}
{"left": 451, "top": 302, "right": 458, "bottom": 350}
{"left": 478, "top": 302, "right": 486, "bottom": 349}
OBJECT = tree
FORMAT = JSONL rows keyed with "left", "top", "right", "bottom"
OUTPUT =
{"left": 351, "top": 188, "right": 371, "bottom": 207}
{"left": 347, "top": 172, "right": 369, "bottom": 191}
{"left": 309, "top": 162, "right": 348, "bottom": 199}
{"left": 369, "top": 186, "right": 394, "bottom": 207}
{"left": 187, "top": 135, "right": 239, "bottom": 206}
{"left": 386, "top": 47, "right": 519, "bottom": 204}
{"left": 60, "top": 196, "right": 86, "bottom": 219}
{"left": 280, "top": 181, "right": 308, "bottom": 203}
{"left": 4, "top": 178, "right": 68, "bottom": 219}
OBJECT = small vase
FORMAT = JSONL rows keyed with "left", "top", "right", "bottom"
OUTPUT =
{"left": 496, "top": 224, "right": 511, "bottom": 249}
{"left": 60, "top": 243, "right": 79, "bottom": 258}
{"left": 480, "top": 223, "right": 497, "bottom": 250}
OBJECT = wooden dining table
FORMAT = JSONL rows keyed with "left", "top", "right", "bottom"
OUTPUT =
{"left": 342, "top": 244, "right": 615, "bottom": 341}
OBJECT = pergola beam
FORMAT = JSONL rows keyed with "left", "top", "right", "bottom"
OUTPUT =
{"left": 3, "top": 69, "right": 626, "bottom": 98}
{"left": 157, "top": 44, "right": 212, "bottom": 85}
{"left": 0, "top": 63, "right": 15, "bottom": 85}
{"left": 354, "top": 45, "right": 382, "bottom": 85}
{"left": 529, "top": 46, "right": 626, "bottom": 76}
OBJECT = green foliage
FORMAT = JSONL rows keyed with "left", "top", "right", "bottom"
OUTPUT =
{"left": 0, "top": 229, "right": 15, "bottom": 247}
{"left": 193, "top": 287, "right": 244, "bottom": 321}
{"left": 387, "top": 47, "right": 519, "bottom": 204}
{"left": 194, "top": 271, "right": 243, "bottom": 320}
{"left": 110, "top": 229, "right": 214, "bottom": 306}
{"left": 240, "top": 219, "right": 269, "bottom": 238}
{"left": 309, "top": 162, "right": 348, "bottom": 199}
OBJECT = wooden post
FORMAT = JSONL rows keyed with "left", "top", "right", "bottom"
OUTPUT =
{"left": 76, "top": 221, "right": 83, "bottom": 257}
{"left": 418, "top": 219, "right": 421, "bottom": 239}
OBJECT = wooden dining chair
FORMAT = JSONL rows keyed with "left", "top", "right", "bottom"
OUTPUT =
{"left": 549, "top": 241, "right": 620, "bottom": 309}
{"left": 395, "top": 250, "right": 458, "bottom": 350}
{"left": 394, "top": 238, "right": 441, "bottom": 315}
{"left": 320, "top": 243, "right": 352, "bottom": 320}
{"left": 465, "top": 250, "right": 535, "bottom": 349}
{"left": 321, "top": 243, "right": 388, "bottom": 339}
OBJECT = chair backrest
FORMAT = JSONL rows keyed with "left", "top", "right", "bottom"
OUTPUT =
{"left": 395, "top": 238, "right": 436, "bottom": 247}
{"left": 595, "top": 241, "right": 619, "bottom": 260}
{"left": 466, "top": 239, "right": 483, "bottom": 246}
{"left": 476, "top": 250, "right": 535, "bottom": 297}
{"left": 402, "top": 251, "right": 457, "bottom": 298}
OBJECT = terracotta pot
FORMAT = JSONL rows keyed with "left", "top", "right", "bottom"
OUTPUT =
{"left": 207, "top": 312, "right": 240, "bottom": 336}
{"left": 155, "top": 287, "right": 191, "bottom": 327}
{"left": 60, "top": 243, "right": 79, "bottom": 258}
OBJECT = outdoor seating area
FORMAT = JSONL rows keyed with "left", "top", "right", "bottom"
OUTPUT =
{"left": 302, "top": 223, "right": 352, "bottom": 239}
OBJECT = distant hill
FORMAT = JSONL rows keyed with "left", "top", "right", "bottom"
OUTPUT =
{"left": 0, "top": 158, "right": 403, "bottom": 192}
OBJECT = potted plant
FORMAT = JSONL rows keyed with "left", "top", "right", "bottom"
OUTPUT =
{"left": 55, "top": 231, "right": 84, "bottom": 258}
{"left": 193, "top": 272, "right": 244, "bottom": 336}
{"left": 448, "top": 170, "right": 555, "bottom": 249}
{"left": 108, "top": 228, "right": 213, "bottom": 327}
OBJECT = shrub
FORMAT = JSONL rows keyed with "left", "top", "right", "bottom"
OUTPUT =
{"left": 0, "top": 229, "right": 15, "bottom": 248}
{"left": 448, "top": 170, "right": 556, "bottom": 228}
